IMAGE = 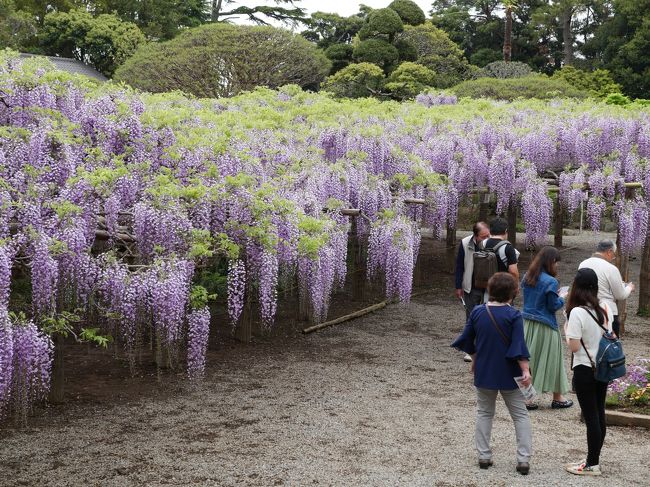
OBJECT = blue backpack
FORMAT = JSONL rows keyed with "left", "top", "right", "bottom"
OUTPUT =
{"left": 581, "top": 308, "right": 626, "bottom": 383}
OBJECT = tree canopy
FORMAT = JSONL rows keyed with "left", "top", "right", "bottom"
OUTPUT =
{"left": 114, "top": 23, "right": 331, "bottom": 98}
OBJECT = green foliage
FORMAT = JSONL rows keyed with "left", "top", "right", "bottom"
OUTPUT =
{"left": 358, "top": 7, "right": 404, "bottom": 42}
{"left": 397, "top": 23, "right": 465, "bottom": 60}
{"left": 0, "top": 0, "right": 37, "bottom": 50}
{"left": 41, "top": 8, "right": 145, "bottom": 77}
{"left": 114, "top": 24, "right": 331, "bottom": 97}
{"left": 301, "top": 11, "right": 364, "bottom": 48}
{"left": 394, "top": 38, "right": 417, "bottom": 62}
{"left": 353, "top": 38, "right": 399, "bottom": 73}
{"left": 452, "top": 75, "right": 588, "bottom": 101}
{"left": 419, "top": 54, "right": 473, "bottom": 88}
{"left": 385, "top": 61, "right": 436, "bottom": 100}
{"left": 552, "top": 66, "right": 622, "bottom": 99}
{"left": 480, "top": 61, "right": 532, "bottom": 79}
{"left": 189, "top": 285, "right": 217, "bottom": 310}
{"left": 605, "top": 92, "right": 632, "bottom": 106}
{"left": 469, "top": 48, "right": 502, "bottom": 68}
{"left": 79, "top": 327, "right": 113, "bottom": 348}
{"left": 321, "top": 62, "right": 386, "bottom": 99}
{"left": 388, "top": 0, "right": 426, "bottom": 26}
{"left": 324, "top": 42, "right": 353, "bottom": 74}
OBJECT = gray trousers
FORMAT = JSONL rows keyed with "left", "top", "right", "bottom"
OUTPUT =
{"left": 475, "top": 388, "right": 532, "bottom": 463}
{"left": 463, "top": 288, "right": 485, "bottom": 320}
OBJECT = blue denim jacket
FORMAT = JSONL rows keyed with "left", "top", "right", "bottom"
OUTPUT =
{"left": 521, "top": 271, "right": 564, "bottom": 329}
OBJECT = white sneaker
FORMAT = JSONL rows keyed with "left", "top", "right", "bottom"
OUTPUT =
{"left": 463, "top": 354, "right": 473, "bottom": 362}
{"left": 564, "top": 459, "right": 586, "bottom": 468}
{"left": 566, "top": 462, "right": 601, "bottom": 476}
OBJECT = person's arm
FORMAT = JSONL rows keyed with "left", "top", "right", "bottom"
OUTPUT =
{"left": 566, "top": 308, "right": 583, "bottom": 352}
{"left": 455, "top": 242, "right": 465, "bottom": 297}
{"left": 545, "top": 279, "right": 565, "bottom": 312}
{"left": 608, "top": 267, "right": 633, "bottom": 301}
{"left": 504, "top": 244, "right": 519, "bottom": 281}
{"left": 508, "top": 263, "right": 520, "bottom": 282}
{"left": 568, "top": 338, "right": 581, "bottom": 354}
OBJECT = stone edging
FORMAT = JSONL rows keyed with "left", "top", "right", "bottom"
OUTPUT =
{"left": 606, "top": 410, "right": 650, "bottom": 428}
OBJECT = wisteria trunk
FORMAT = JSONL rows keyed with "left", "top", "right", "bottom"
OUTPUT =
{"left": 639, "top": 230, "right": 650, "bottom": 317}
{"left": 49, "top": 334, "right": 65, "bottom": 404}
{"left": 507, "top": 200, "right": 517, "bottom": 245}
{"left": 445, "top": 220, "right": 456, "bottom": 249}
{"left": 478, "top": 193, "right": 489, "bottom": 223}
{"left": 554, "top": 195, "right": 564, "bottom": 248}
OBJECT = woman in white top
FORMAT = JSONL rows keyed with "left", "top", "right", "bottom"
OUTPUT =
{"left": 564, "top": 268, "right": 612, "bottom": 477}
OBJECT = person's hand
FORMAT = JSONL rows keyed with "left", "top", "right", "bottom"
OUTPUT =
{"left": 519, "top": 370, "right": 531, "bottom": 387}
{"left": 627, "top": 282, "right": 635, "bottom": 292}
{"left": 470, "top": 360, "right": 475, "bottom": 374}
{"left": 455, "top": 289, "right": 464, "bottom": 299}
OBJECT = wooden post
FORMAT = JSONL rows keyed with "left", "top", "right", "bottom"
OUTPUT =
{"left": 639, "top": 229, "right": 650, "bottom": 317}
{"left": 445, "top": 219, "right": 456, "bottom": 248}
{"left": 352, "top": 232, "right": 365, "bottom": 302}
{"left": 554, "top": 194, "right": 564, "bottom": 248}
{"left": 479, "top": 193, "right": 490, "bottom": 223}
{"left": 507, "top": 200, "right": 517, "bottom": 245}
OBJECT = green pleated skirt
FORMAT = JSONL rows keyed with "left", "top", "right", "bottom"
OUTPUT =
{"left": 523, "top": 318, "right": 570, "bottom": 395}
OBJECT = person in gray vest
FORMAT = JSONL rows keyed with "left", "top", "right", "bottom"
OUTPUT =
{"left": 455, "top": 221, "right": 491, "bottom": 318}
{"left": 578, "top": 239, "right": 635, "bottom": 337}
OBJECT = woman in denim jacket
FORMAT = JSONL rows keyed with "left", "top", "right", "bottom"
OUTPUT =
{"left": 521, "top": 246, "right": 573, "bottom": 410}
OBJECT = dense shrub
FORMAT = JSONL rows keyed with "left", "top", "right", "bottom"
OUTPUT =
{"left": 479, "top": 61, "right": 532, "bottom": 79}
{"left": 321, "top": 62, "right": 386, "bottom": 98}
{"left": 552, "top": 66, "right": 622, "bottom": 99}
{"left": 388, "top": 0, "right": 426, "bottom": 26}
{"left": 451, "top": 75, "right": 587, "bottom": 101}
{"left": 385, "top": 62, "right": 437, "bottom": 99}
{"left": 114, "top": 24, "right": 331, "bottom": 97}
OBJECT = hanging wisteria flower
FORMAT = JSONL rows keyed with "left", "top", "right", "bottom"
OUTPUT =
{"left": 187, "top": 307, "right": 210, "bottom": 380}
{"left": 227, "top": 259, "right": 246, "bottom": 327}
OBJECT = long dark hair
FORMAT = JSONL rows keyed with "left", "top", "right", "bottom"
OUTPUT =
{"left": 524, "top": 246, "right": 561, "bottom": 287}
{"left": 566, "top": 273, "right": 606, "bottom": 325}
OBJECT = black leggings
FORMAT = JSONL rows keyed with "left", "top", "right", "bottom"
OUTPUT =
{"left": 573, "top": 365, "right": 608, "bottom": 466}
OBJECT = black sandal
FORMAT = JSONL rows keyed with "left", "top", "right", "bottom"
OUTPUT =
{"left": 551, "top": 399, "right": 574, "bottom": 409}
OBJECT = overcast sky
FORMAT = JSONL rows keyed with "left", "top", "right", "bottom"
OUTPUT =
{"left": 236, "top": 1, "right": 434, "bottom": 21}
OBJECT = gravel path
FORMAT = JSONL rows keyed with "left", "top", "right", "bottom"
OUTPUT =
{"left": 1, "top": 234, "right": 649, "bottom": 486}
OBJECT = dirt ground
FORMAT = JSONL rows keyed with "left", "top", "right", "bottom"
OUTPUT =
{"left": 1, "top": 231, "right": 649, "bottom": 487}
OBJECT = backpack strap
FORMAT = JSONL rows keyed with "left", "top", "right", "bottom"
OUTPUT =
{"left": 485, "top": 305, "right": 511, "bottom": 346}
{"left": 488, "top": 240, "right": 510, "bottom": 268}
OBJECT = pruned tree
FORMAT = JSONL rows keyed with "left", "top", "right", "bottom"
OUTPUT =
{"left": 114, "top": 23, "right": 331, "bottom": 97}
{"left": 208, "top": 0, "right": 306, "bottom": 26}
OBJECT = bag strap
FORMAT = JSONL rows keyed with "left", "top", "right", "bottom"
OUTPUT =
{"left": 580, "top": 338, "right": 597, "bottom": 371}
{"left": 581, "top": 306, "right": 609, "bottom": 333}
{"left": 485, "top": 305, "right": 511, "bottom": 346}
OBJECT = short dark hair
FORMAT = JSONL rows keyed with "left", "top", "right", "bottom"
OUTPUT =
{"left": 489, "top": 217, "right": 508, "bottom": 236}
{"left": 473, "top": 221, "right": 488, "bottom": 237}
{"left": 487, "top": 272, "right": 518, "bottom": 303}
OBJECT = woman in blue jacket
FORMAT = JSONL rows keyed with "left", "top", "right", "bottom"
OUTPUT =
{"left": 521, "top": 246, "right": 572, "bottom": 410}
{"left": 452, "top": 272, "right": 532, "bottom": 475}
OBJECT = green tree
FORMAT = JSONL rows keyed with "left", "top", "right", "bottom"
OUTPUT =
{"left": 92, "top": 0, "right": 207, "bottom": 40}
{"left": 358, "top": 7, "right": 404, "bottom": 43}
{"left": 387, "top": 0, "right": 426, "bottom": 26}
{"left": 114, "top": 24, "right": 331, "bottom": 97}
{"left": 301, "top": 12, "right": 364, "bottom": 48}
{"left": 324, "top": 43, "right": 353, "bottom": 74}
{"left": 0, "top": 0, "right": 37, "bottom": 49}
{"left": 583, "top": 0, "right": 650, "bottom": 98}
{"left": 41, "top": 8, "right": 145, "bottom": 76}
{"left": 353, "top": 38, "right": 400, "bottom": 73}
{"left": 207, "top": 0, "right": 306, "bottom": 25}
{"left": 321, "top": 62, "right": 386, "bottom": 98}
